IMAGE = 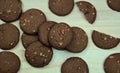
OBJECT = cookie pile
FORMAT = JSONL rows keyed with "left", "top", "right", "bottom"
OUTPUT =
{"left": 0, "top": 0, "right": 120, "bottom": 73}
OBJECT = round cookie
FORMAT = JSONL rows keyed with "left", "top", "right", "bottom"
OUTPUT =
{"left": 20, "top": 9, "right": 46, "bottom": 34}
{"left": 61, "top": 57, "right": 89, "bottom": 73}
{"left": 0, "top": 51, "right": 20, "bottom": 73}
{"left": 107, "top": 0, "right": 120, "bottom": 12}
{"left": 66, "top": 27, "right": 88, "bottom": 53}
{"left": 21, "top": 33, "right": 38, "bottom": 49}
{"left": 104, "top": 53, "right": 120, "bottom": 73}
{"left": 0, "top": 0, "right": 22, "bottom": 22}
{"left": 25, "top": 41, "right": 53, "bottom": 67}
{"left": 49, "top": 0, "right": 74, "bottom": 16}
{"left": 0, "top": 23, "right": 20, "bottom": 50}
{"left": 38, "top": 21, "right": 56, "bottom": 46}
{"left": 92, "top": 30, "right": 120, "bottom": 49}
{"left": 76, "top": 1, "right": 96, "bottom": 24}
{"left": 49, "top": 23, "right": 73, "bottom": 50}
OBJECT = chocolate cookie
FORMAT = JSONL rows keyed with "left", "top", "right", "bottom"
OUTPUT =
{"left": 76, "top": 1, "right": 96, "bottom": 24}
{"left": 104, "top": 53, "right": 120, "bottom": 73}
{"left": 25, "top": 41, "right": 53, "bottom": 67}
{"left": 0, "top": 51, "right": 20, "bottom": 73}
{"left": 107, "top": 0, "right": 120, "bottom": 12}
{"left": 0, "top": 23, "right": 20, "bottom": 50}
{"left": 66, "top": 27, "right": 88, "bottom": 53}
{"left": 20, "top": 9, "right": 46, "bottom": 34}
{"left": 49, "top": 0, "right": 74, "bottom": 16}
{"left": 49, "top": 23, "right": 73, "bottom": 50}
{"left": 21, "top": 33, "right": 38, "bottom": 49}
{"left": 92, "top": 30, "right": 120, "bottom": 49}
{"left": 0, "top": 0, "right": 22, "bottom": 22}
{"left": 38, "top": 21, "right": 56, "bottom": 46}
{"left": 61, "top": 57, "right": 89, "bottom": 73}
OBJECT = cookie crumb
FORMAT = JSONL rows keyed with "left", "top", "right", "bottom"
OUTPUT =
{"left": 79, "top": 3, "right": 82, "bottom": 5}
{"left": 14, "top": 11, "right": 17, "bottom": 13}
{"left": 31, "top": 59, "right": 34, "bottom": 62}
{"left": 45, "top": 59, "right": 47, "bottom": 62}
{"left": 40, "top": 13, "right": 43, "bottom": 16}
{"left": 50, "top": 36, "right": 53, "bottom": 39}
{"left": 40, "top": 53, "right": 43, "bottom": 56}
{"left": 7, "top": 10, "right": 11, "bottom": 13}
{"left": 104, "top": 37, "right": 107, "bottom": 40}
{"left": 61, "top": 30, "right": 65, "bottom": 34}
{"left": 30, "top": 16, "right": 33, "bottom": 18}
{"left": 10, "top": 42, "right": 14, "bottom": 46}
{"left": 92, "top": 12, "right": 95, "bottom": 15}
{"left": 43, "top": 54, "right": 45, "bottom": 57}
{"left": 59, "top": 42, "right": 63, "bottom": 46}
{"left": 33, "top": 30, "right": 36, "bottom": 32}
{"left": 0, "top": 12, "right": 2, "bottom": 14}
{"left": 34, "top": 52, "right": 37, "bottom": 55}
{"left": 117, "top": 60, "right": 120, "bottom": 64}
{"left": 110, "top": 36, "right": 113, "bottom": 39}
{"left": 109, "top": 56, "right": 114, "bottom": 59}
{"left": 78, "top": 67, "right": 81, "bottom": 69}
{"left": 47, "top": 28, "right": 50, "bottom": 30}
{"left": 48, "top": 50, "right": 50, "bottom": 53}
{"left": 109, "top": 0, "right": 111, "bottom": 3}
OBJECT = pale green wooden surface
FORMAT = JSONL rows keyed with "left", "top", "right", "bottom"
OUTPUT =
{"left": 0, "top": 0, "right": 120, "bottom": 73}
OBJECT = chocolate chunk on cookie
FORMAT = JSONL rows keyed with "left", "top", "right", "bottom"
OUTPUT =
{"left": 0, "top": 0, "right": 22, "bottom": 22}
{"left": 0, "top": 51, "right": 20, "bottom": 73}
{"left": 76, "top": 1, "right": 96, "bottom": 24}
{"left": 38, "top": 21, "right": 57, "bottom": 46}
{"left": 20, "top": 9, "right": 46, "bottom": 34}
{"left": 61, "top": 57, "right": 89, "bottom": 73}
{"left": 107, "top": 0, "right": 120, "bottom": 12}
{"left": 25, "top": 41, "right": 53, "bottom": 67}
{"left": 66, "top": 27, "right": 88, "bottom": 53}
{"left": 104, "top": 53, "right": 120, "bottom": 73}
{"left": 92, "top": 30, "right": 120, "bottom": 49}
{"left": 49, "top": 23, "right": 73, "bottom": 50}
{"left": 0, "top": 23, "right": 20, "bottom": 50}
{"left": 49, "top": 0, "right": 74, "bottom": 16}
{"left": 21, "top": 33, "right": 38, "bottom": 49}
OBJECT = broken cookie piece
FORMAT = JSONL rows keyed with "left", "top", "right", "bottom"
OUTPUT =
{"left": 92, "top": 30, "right": 120, "bottom": 49}
{"left": 76, "top": 1, "right": 97, "bottom": 24}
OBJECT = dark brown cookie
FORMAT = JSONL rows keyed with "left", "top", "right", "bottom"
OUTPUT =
{"left": 20, "top": 9, "right": 46, "bottom": 34}
{"left": 38, "top": 21, "right": 57, "bottom": 47}
{"left": 49, "top": 23, "right": 73, "bottom": 50}
{"left": 0, "top": 23, "right": 20, "bottom": 50}
{"left": 76, "top": 1, "right": 96, "bottom": 24}
{"left": 49, "top": 0, "right": 74, "bottom": 16}
{"left": 0, "top": 51, "right": 20, "bottom": 73}
{"left": 25, "top": 41, "right": 53, "bottom": 67}
{"left": 0, "top": 0, "right": 22, "bottom": 22}
{"left": 66, "top": 27, "right": 88, "bottom": 53}
{"left": 92, "top": 30, "right": 120, "bottom": 49}
{"left": 21, "top": 33, "right": 38, "bottom": 49}
{"left": 61, "top": 57, "right": 89, "bottom": 73}
{"left": 104, "top": 53, "right": 120, "bottom": 73}
{"left": 107, "top": 0, "right": 120, "bottom": 12}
